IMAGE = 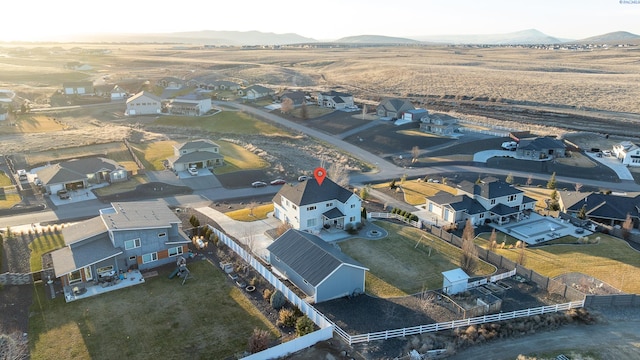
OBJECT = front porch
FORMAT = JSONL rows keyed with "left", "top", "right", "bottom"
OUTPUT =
{"left": 63, "top": 270, "right": 145, "bottom": 302}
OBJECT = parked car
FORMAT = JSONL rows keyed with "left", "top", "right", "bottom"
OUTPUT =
{"left": 270, "top": 179, "right": 286, "bottom": 185}
{"left": 602, "top": 150, "right": 612, "bottom": 157}
{"left": 298, "top": 175, "right": 310, "bottom": 182}
{"left": 188, "top": 166, "right": 198, "bottom": 176}
{"left": 251, "top": 181, "right": 267, "bottom": 188}
{"left": 501, "top": 141, "right": 517, "bottom": 151}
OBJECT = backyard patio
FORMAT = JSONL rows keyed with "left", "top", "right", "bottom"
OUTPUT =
{"left": 62, "top": 270, "right": 146, "bottom": 302}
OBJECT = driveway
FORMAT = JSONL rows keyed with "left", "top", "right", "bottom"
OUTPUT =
{"left": 585, "top": 152, "right": 634, "bottom": 180}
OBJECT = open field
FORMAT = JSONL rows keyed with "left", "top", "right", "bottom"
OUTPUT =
{"left": 214, "top": 140, "right": 270, "bottom": 174}
{"left": 29, "top": 260, "right": 279, "bottom": 360}
{"left": 0, "top": 171, "right": 12, "bottom": 186}
{"left": 129, "top": 140, "right": 177, "bottom": 170}
{"left": 152, "top": 111, "right": 290, "bottom": 137}
{"left": 475, "top": 232, "right": 640, "bottom": 294}
{"left": 339, "top": 221, "right": 496, "bottom": 297}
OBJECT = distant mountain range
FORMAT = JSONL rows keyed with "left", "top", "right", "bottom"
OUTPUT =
{"left": 64, "top": 29, "right": 640, "bottom": 46}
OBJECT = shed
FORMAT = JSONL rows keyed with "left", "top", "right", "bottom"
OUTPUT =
{"left": 267, "top": 229, "right": 368, "bottom": 303}
{"left": 442, "top": 268, "right": 469, "bottom": 295}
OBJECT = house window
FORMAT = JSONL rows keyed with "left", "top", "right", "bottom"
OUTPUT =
{"left": 158, "top": 232, "right": 166, "bottom": 238}
{"left": 307, "top": 206, "right": 316, "bottom": 211}
{"left": 68, "top": 270, "right": 82, "bottom": 284}
{"left": 307, "top": 218, "right": 316, "bottom": 227}
{"left": 97, "top": 265, "right": 113, "bottom": 274}
{"left": 326, "top": 202, "right": 333, "bottom": 207}
{"left": 292, "top": 205, "right": 297, "bottom": 210}
{"left": 129, "top": 256, "right": 137, "bottom": 262}
{"left": 479, "top": 213, "right": 485, "bottom": 219}
{"left": 351, "top": 204, "right": 356, "bottom": 208}
{"left": 124, "top": 238, "right": 141, "bottom": 250}
{"left": 508, "top": 195, "right": 517, "bottom": 202}
{"left": 168, "top": 246, "right": 183, "bottom": 257}
{"left": 349, "top": 216, "right": 355, "bottom": 222}
{"left": 142, "top": 252, "right": 158, "bottom": 264}
{"left": 490, "top": 199, "right": 496, "bottom": 205}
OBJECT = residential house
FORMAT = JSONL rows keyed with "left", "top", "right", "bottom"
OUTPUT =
{"left": 515, "top": 137, "right": 566, "bottom": 159}
{"left": 280, "top": 91, "right": 307, "bottom": 107}
{"left": 376, "top": 98, "right": 414, "bottom": 119}
{"left": 206, "top": 80, "right": 241, "bottom": 91}
{"left": 559, "top": 191, "right": 640, "bottom": 229}
{"left": 613, "top": 141, "right": 640, "bottom": 167}
{"left": 165, "top": 94, "right": 212, "bottom": 116}
{"left": 168, "top": 139, "right": 224, "bottom": 171}
{"left": 317, "top": 90, "right": 354, "bottom": 109}
{"left": 110, "top": 85, "right": 128, "bottom": 100}
{"left": 425, "top": 177, "right": 537, "bottom": 227}
{"left": 36, "top": 157, "right": 128, "bottom": 195}
{"left": 272, "top": 177, "right": 362, "bottom": 233}
{"left": 420, "top": 114, "right": 459, "bottom": 136}
{"left": 125, "top": 91, "right": 162, "bottom": 116}
{"left": 157, "top": 77, "right": 185, "bottom": 90}
{"left": 50, "top": 200, "right": 191, "bottom": 300}
{"left": 267, "top": 229, "right": 368, "bottom": 303}
{"left": 63, "top": 81, "right": 94, "bottom": 96}
{"left": 402, "top": 109, "right": 429, "bottom": 122}
{"left": 238, "top": 85, "right": 275, "bottom": 100}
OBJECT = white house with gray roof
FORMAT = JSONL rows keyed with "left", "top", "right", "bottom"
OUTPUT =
{"left": 317, "top": 90, "right": 354, "bottom": 109}
{"left": 426, "top": 177, "right": 536, "bottom": 227}
{"left": 613, "top": 141, "right": 640, "bottom": 167}
{"left": 267, "top": 229, "right": 368, "bottom": 303}
{"left": 238, "top": 85, "right": 275, "bottom": 100}
{"left": 50, "top": 200, "right": 190, "bottom": 300}
{"left": 125, "top": 91, "right": 162, "bottom": 116}
{"left": 167, "top": 139, "right": 224, "bottom": 171}
{"left": 36, "top": 157, "right": 128, "bottom": 195}
{"left": 272, "top": 177, "right": 362, "bottom": 233}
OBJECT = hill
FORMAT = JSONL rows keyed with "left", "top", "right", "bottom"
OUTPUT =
{"left": 576, "top": 31, "right": 640, "bottom": 44}
{"left": 334, "top": 35, "right": 421, "bottom": 44}
{"left": 414, "top": 29, "right": 565, "bottom": 45}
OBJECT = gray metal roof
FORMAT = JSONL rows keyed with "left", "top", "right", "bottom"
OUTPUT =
{"left": 51, "top": 236, "right": 122, "bottom": 277}
{"left": 429, "top": 192, "right": 485, "bottom": 215}
{"left": 273, "top": 177, "right": 357, "bottom": 207}
{"left": 267, "top": 229, "right": 367, "bottom": 287}
{"left": 127, "top": 91, "right": 162, "bottom": 103}
{"left": 101, "top": 201, "right": 179, "bottom": 230}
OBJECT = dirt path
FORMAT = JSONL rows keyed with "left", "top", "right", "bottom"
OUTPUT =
{"left": 447, "top": 312, "right": 640, "bottom": 360}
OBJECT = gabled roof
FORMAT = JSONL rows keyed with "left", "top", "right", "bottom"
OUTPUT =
{"left": 176, "top": 139, "right": 219, "bottom": 151}
{"left": 273, "top": 177, "right": 357, "bottom": 207}
{"left": 378, "top": 98, "right": 414, "bottom": 112}
{"left": 323, "top": 207, "right": 345, "bottom": 219}
{"left": 457, "top": 178, "right": 522, "bottom": 199}
{"left": 428, "top": 192, "right": 486, "bottom": 215}
{"left": 244, "top": 85, "right": 272, "bottom": 94}
{"left": 489, "top": 203, "right": 520, "bottom": 216}
{"left": 51, "top": 236, "right": 122, "bottom": 277}
{"left": 36, "top": 157, "right": 122, "bottom": 185}
{"left": 170, "top": 151, "right": 223, "bottom": 164}
{"left": 267, "top": 229, "right": 367, "bottom": 287}
{"left": 518, "top": 137, "right": 566, "bottom": 151}
{"left": 319, "top": 90, "right": 352, "bottom": 98}
{"left": 565, "top": 192, "right": 640, "bottom": 220}
{"left": 127, "top": 91, "right": 162, "bottom": 103}
{"left": 281, "top": 91, "right": 306, "bottom": 103}
{"left": 100, "top": 201, "right": 179, "bottom": 230}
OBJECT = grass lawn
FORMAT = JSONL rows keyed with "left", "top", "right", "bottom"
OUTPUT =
{"left": 213, "top": 140, "right": 270, "bottom": 174}
{"left": 29, "top": 231, "right": 66, "bottom": 272}
{"left": 92, "top": 175, "right": 149, "bottom": 197}
{"left": 0, "top": 171, "right": 12, "bottom": 186}
{"left": 225, "top": 204, "right": 274, "bottom": 221}
{"left": 29, "top": 260, "right": 279, "bottom": 360}
{"left": 340, "top": 221, "right": 496, "bottom": 297}
{"left": 129, "top": 140, "right": 177, "bottom": 171}
{"left": 476, "top": 232, "right": 640, "bottom": 294}
{"left": 398, "top": 181, "right": 458, "bottom": 205}
{"left": 153, "top": 111, "right": 290, "bottom": 136}
{"left": 0, "top": 193, "right": 21, "bottom": 209}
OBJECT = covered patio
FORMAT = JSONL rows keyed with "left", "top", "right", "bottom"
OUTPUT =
{"left": 63, "top": 270, "right": 145, "bottom": 302}
{"left": 322, "top": 208, "right": 345, "bottom": 230}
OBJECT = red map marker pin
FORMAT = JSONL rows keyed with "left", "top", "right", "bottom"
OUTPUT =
{"left": 314, "top": 167, "right": 326, "bottom": 186}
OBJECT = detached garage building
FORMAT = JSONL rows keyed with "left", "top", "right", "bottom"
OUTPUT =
{"left": 267, "top": 229, "right": 368, "bottom": 303}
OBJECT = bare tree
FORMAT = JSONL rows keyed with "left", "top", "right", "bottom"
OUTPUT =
{"left": 460, "top": 219, "right": 478, "bottom": 273}
{"left": 516, "top": 240, "right": 527, "bottom": 266}
{"left": 280, "top": 97, "right": 293, "bottom": 114}
{"left": 361, "top": 104, "right": 367, "bottom": 120}
{"left": 622, "top": 213, "right": 634, "bottom": 240}
{"left": 574, "top": 182, "right": 583, "bottom": 192}
{"left": 0, "top": 332, "right": 28, "bottom": 360}
{"left": 327, "top": 161, "right": 349, "bottom": 187}
{"left": 243, "top": 225, "right": 257, "bottom": 254}
{"left": 411, "top": 146, "right": 420, "bottom": 164}
{"left": 526, "top": 174, "right": 533, "bottom": 187}
{"left": 248, "top": 201, "right": 259, "bottom": 217}
{"left": 489, "top": 229, "right": 498, "bottom": 252}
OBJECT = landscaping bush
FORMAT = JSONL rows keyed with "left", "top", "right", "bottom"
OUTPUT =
{"left": 263, "top": 288, "right": 273, "bottom": 301}
{"left": 277, "top": 308, "right": 298, "bottom": 327}
{"left": 295, "top": 316, "right": 315, "bottom": 337}
{"left": 270, "top": 290, "right": 286, "bottom": 309}
{"left": 247, "top": 328, "right": 270, "bottom": 354}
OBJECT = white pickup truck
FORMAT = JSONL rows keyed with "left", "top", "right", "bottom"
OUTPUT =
{"left": 501, "top": 141, "right": 517, "bottom": 151}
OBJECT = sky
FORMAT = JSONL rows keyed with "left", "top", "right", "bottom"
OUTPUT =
{"left": 3, "top": 0, "right": 640, "bottom": 42}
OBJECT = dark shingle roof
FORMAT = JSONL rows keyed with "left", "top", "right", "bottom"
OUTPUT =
{"left": 429, "top": 192, "right": 485, "bottom": 215}
{"left": 457, "top": 178, "right": 521, "bottom": 199}
{"left": 51, "top": 235, "right": 122, "bottom": 277}
{"left": 518, "top": 137, "right": 566, "bottom": 151}
{"left": 489, "top": 203, "right": 520, "bottom": 216}
{"left": 176, "top": 139, "right": 219, "bottom": 151}
{"left": 273, "top": 177, "right": 356, "bottom": 206}
{"left": 323, "top": 207, "right": 345, "bottom": 219}
{"left": 267, "top": 229, "right": 367, "bottom": 286}
{"left": 566, "top": 193, "right": 640, "bottom": 220}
